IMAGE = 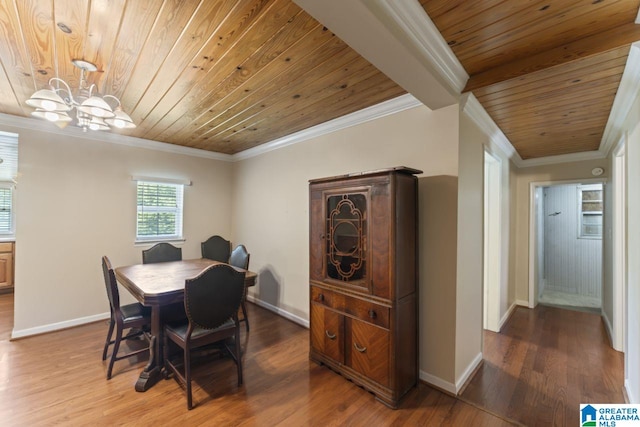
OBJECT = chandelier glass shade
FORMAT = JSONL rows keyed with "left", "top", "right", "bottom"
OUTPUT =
{"left": 26, "top": 59, "right": 135, "bottom": 132}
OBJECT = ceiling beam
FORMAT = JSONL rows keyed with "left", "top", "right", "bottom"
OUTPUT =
{"left": 294, "top": 0, "right": 460, "bottom": 109}
{"left": 464, "top": 22, "right": 640, "bottom": 92}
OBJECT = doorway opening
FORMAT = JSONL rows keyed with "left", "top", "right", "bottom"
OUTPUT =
{"left": 483, "top": 150, "right": 502, "bottom": 332}
{"left": 529, "top": 180, "right": 604, "bottom": 312}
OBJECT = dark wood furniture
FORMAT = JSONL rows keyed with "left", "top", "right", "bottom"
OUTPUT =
{"left": 309, "top": 167, "right": 421, "bottom": 408}
{"left": 142, "top": 242, "right": 182, "bottom": 264}
{"left": 164, "top": 264, "right": 246, "bottom": 409}
{"left": 101, "top": 256, "right": 151, "bottom": 380}
{"left": 201, "top": 235, "right": 231, "bottom": 262}
{"left": 114, "top": 258, "right": 257, "bottom": 392}
{"left": 229, "top": 244, "right": 252, "bottom": 331}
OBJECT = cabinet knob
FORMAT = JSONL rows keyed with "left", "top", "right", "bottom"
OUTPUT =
{"left": 325, "top": 330, "right": 336, "bottom": 340}
{"left": 354, "top": 342, "right": 367, "bottom": 353}
{"left": 318, "top": 294, "right": 324, "bottom": 302}
{"left": 368, "top": 310, "right": 376, "bottom": 319}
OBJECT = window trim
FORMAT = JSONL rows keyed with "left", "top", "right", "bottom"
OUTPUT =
{"left": 0, "top": 182, "right": 15, "bottom": 238}
{"left": 134, "top": 179, "right": 186, "bottom": 244}
{"left": 577, "top": 184, "right": 602, "bottom": 240}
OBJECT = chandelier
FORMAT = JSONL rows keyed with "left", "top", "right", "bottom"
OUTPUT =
{"left": 26, "top": 59, "right": 135, "bottom": 132}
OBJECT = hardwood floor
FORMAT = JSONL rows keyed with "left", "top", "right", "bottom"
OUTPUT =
{"left": 461, "top": 305, "right": 626, "bottom": 426}
{"left": 0, "top": 293, "right": 514, "bottom": 426}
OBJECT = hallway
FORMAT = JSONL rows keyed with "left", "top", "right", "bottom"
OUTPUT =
{"left": 461, "top": 305, "right": 625, "bottom": 425}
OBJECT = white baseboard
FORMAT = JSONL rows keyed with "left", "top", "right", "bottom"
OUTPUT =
{"left": 10, "top": 297, "right": 309, "bottom": 340}
{"left": 246, "top": 295, "right": 309, "bottom": 328}
{"left": 626, "top": 379, "right": 637, "bottom": 404}
{"left": 455, "top": 352, "right": 483, "bottom": 394}
{"left": 498, "top": 302, "right": 518, "bottom": 331}
{"left": 420, "top": 370, "right": 456, "bottom": 395}
{"left": 602, "top": 309, "right": 616, "bottom": 349}
{"left": 515, "top": 299, "right": 530, "bottom": 307}
{"left": 420, "top": 356, "right": 483, "bottom": 396}
{"left": 11, "top": 312, "right": 110, "bottom": 340}
{"left": 419, "top": 354, "right": 483, "bottom": 396}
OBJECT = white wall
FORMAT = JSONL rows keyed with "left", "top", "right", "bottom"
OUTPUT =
{"left": 621, "top": 91, "right": 640, "bottom": 403}
{"left": 542, "top": 184, "right": 602, "bottom": 298}
{"left": 231, "top": 104, "right": 461, "bottom": 385}
{"left": 457, "top": 108, "right": 515, "bottom": 388}
{"left": 602, "top": 157, "right": 615, "bottom": 337}
{"left": 603, "top": 138, "right": 626, "bottom": 351}
{"left": 455, "top": 113, "right": 484, "bottom": 385}
{"left": 9, "top": 124, "right": 232, "bottom": 336}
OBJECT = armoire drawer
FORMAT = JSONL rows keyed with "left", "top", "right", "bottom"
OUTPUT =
{"left": 311, "top": 285, "right": 341, "bottom": 308}
{"left": 311, "top": 285, "right": 389, "bottom": 329}
{"left": 344, "top": 296, "right": 389, "bottom": 329}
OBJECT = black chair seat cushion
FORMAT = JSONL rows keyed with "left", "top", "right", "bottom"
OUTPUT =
{"left": 166, "top": 318, "right": 235, "bottom": 341}
{"left": 120, "top": 303, "right": 151, "bottom": 322}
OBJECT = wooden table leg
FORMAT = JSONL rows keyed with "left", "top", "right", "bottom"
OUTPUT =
{"left": 135, "top": 305, "right": 163, "bottom": 392}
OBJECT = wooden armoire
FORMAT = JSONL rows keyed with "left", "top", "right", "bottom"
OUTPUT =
{"left": 308, "top": 167, "right": 421, "bottom": 408}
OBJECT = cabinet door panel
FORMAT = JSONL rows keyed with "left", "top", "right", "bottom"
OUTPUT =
{"left": 324, "top": 190, "right": 370, "bottom": 293}
{"left": 309, "top": 189, "right": 324, "bottom": 281}
{"left": 310, "top": 303, "right": 325, "bottom": 353}
{"left": 310, "top": 304, "right": 344, "bottom": 364}
{"left": 370, "top": 182, "right": 391, "bottom": 299}
{"left": 0, "top": 252, "right": 13, "bottom": 288}
{"left": 349, "top": 319, "right": 389, "bottom": 387}
{"left": 323, "top": 308, "right": 344, "bottom": 363}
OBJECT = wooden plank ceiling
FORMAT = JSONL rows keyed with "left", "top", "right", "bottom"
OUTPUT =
{"left": 2, "top": 0, "right": 639, "bottom": 160}
{"left": 421, "top": 0, "right": 640, "bottom": 160}
{"left": 0, "top": 0, "right": 405, "bottom": 155}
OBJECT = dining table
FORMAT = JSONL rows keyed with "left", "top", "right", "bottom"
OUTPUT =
{"left": 114, "top": 258, "right": 257, "bottom": 392}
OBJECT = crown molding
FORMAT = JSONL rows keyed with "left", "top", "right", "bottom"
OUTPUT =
{"left": 0, "top": 96, "right": 422, "bottom": 163}
{"left": 233, "top": 93, "right": 423, "bottom": 161}
{"left": 460, "top": 93, "right": 523, "bottom": 166}
{"left": 364, "top": 0, "right": 468, "bottom": 94}
{"left": 0, "top": 112, "right": 233, "bottom": 161}
{"left": 600, "top": 42, "right": 640, "bottom": 158}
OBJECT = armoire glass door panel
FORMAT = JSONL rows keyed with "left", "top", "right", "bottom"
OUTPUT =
{"left": 325, "top": 193, "right": 367, "bottom": 288}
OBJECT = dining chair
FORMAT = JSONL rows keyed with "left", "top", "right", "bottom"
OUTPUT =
{"left": 163, "top": 263, "right": 246, "bottom": 410}
{"left": 101, "top": 256, "right": 151, "bottom": 380}
{"left": 229, "top": 244, "right": 252, "bottom": 331}
{"left": 142, "top": 242, "right": 187, "bottom": 323}
{"left": 142, "top": 242, "right": 182, "bottom": 264}
{"left": 201, "top": 235, "right": 230, "bottom": 262}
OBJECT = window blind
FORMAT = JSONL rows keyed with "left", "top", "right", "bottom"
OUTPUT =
{"left": 136, "top": 181, "right": 184, "bottom": 240}
{"left": 0, "top": 187, "right": 12, "bottom": 234}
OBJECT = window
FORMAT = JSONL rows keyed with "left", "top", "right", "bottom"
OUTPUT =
{"left": 578, "top": 184, "right": 602, "bottom": 239}
{"left": 136, "top": 180, "right": 184, "bottom": 241}
{"left": 0, "top": 131, "right": 17, "bottom": 237}
{"left": 0, "top": 185, "right": 13, "bottom": 235}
